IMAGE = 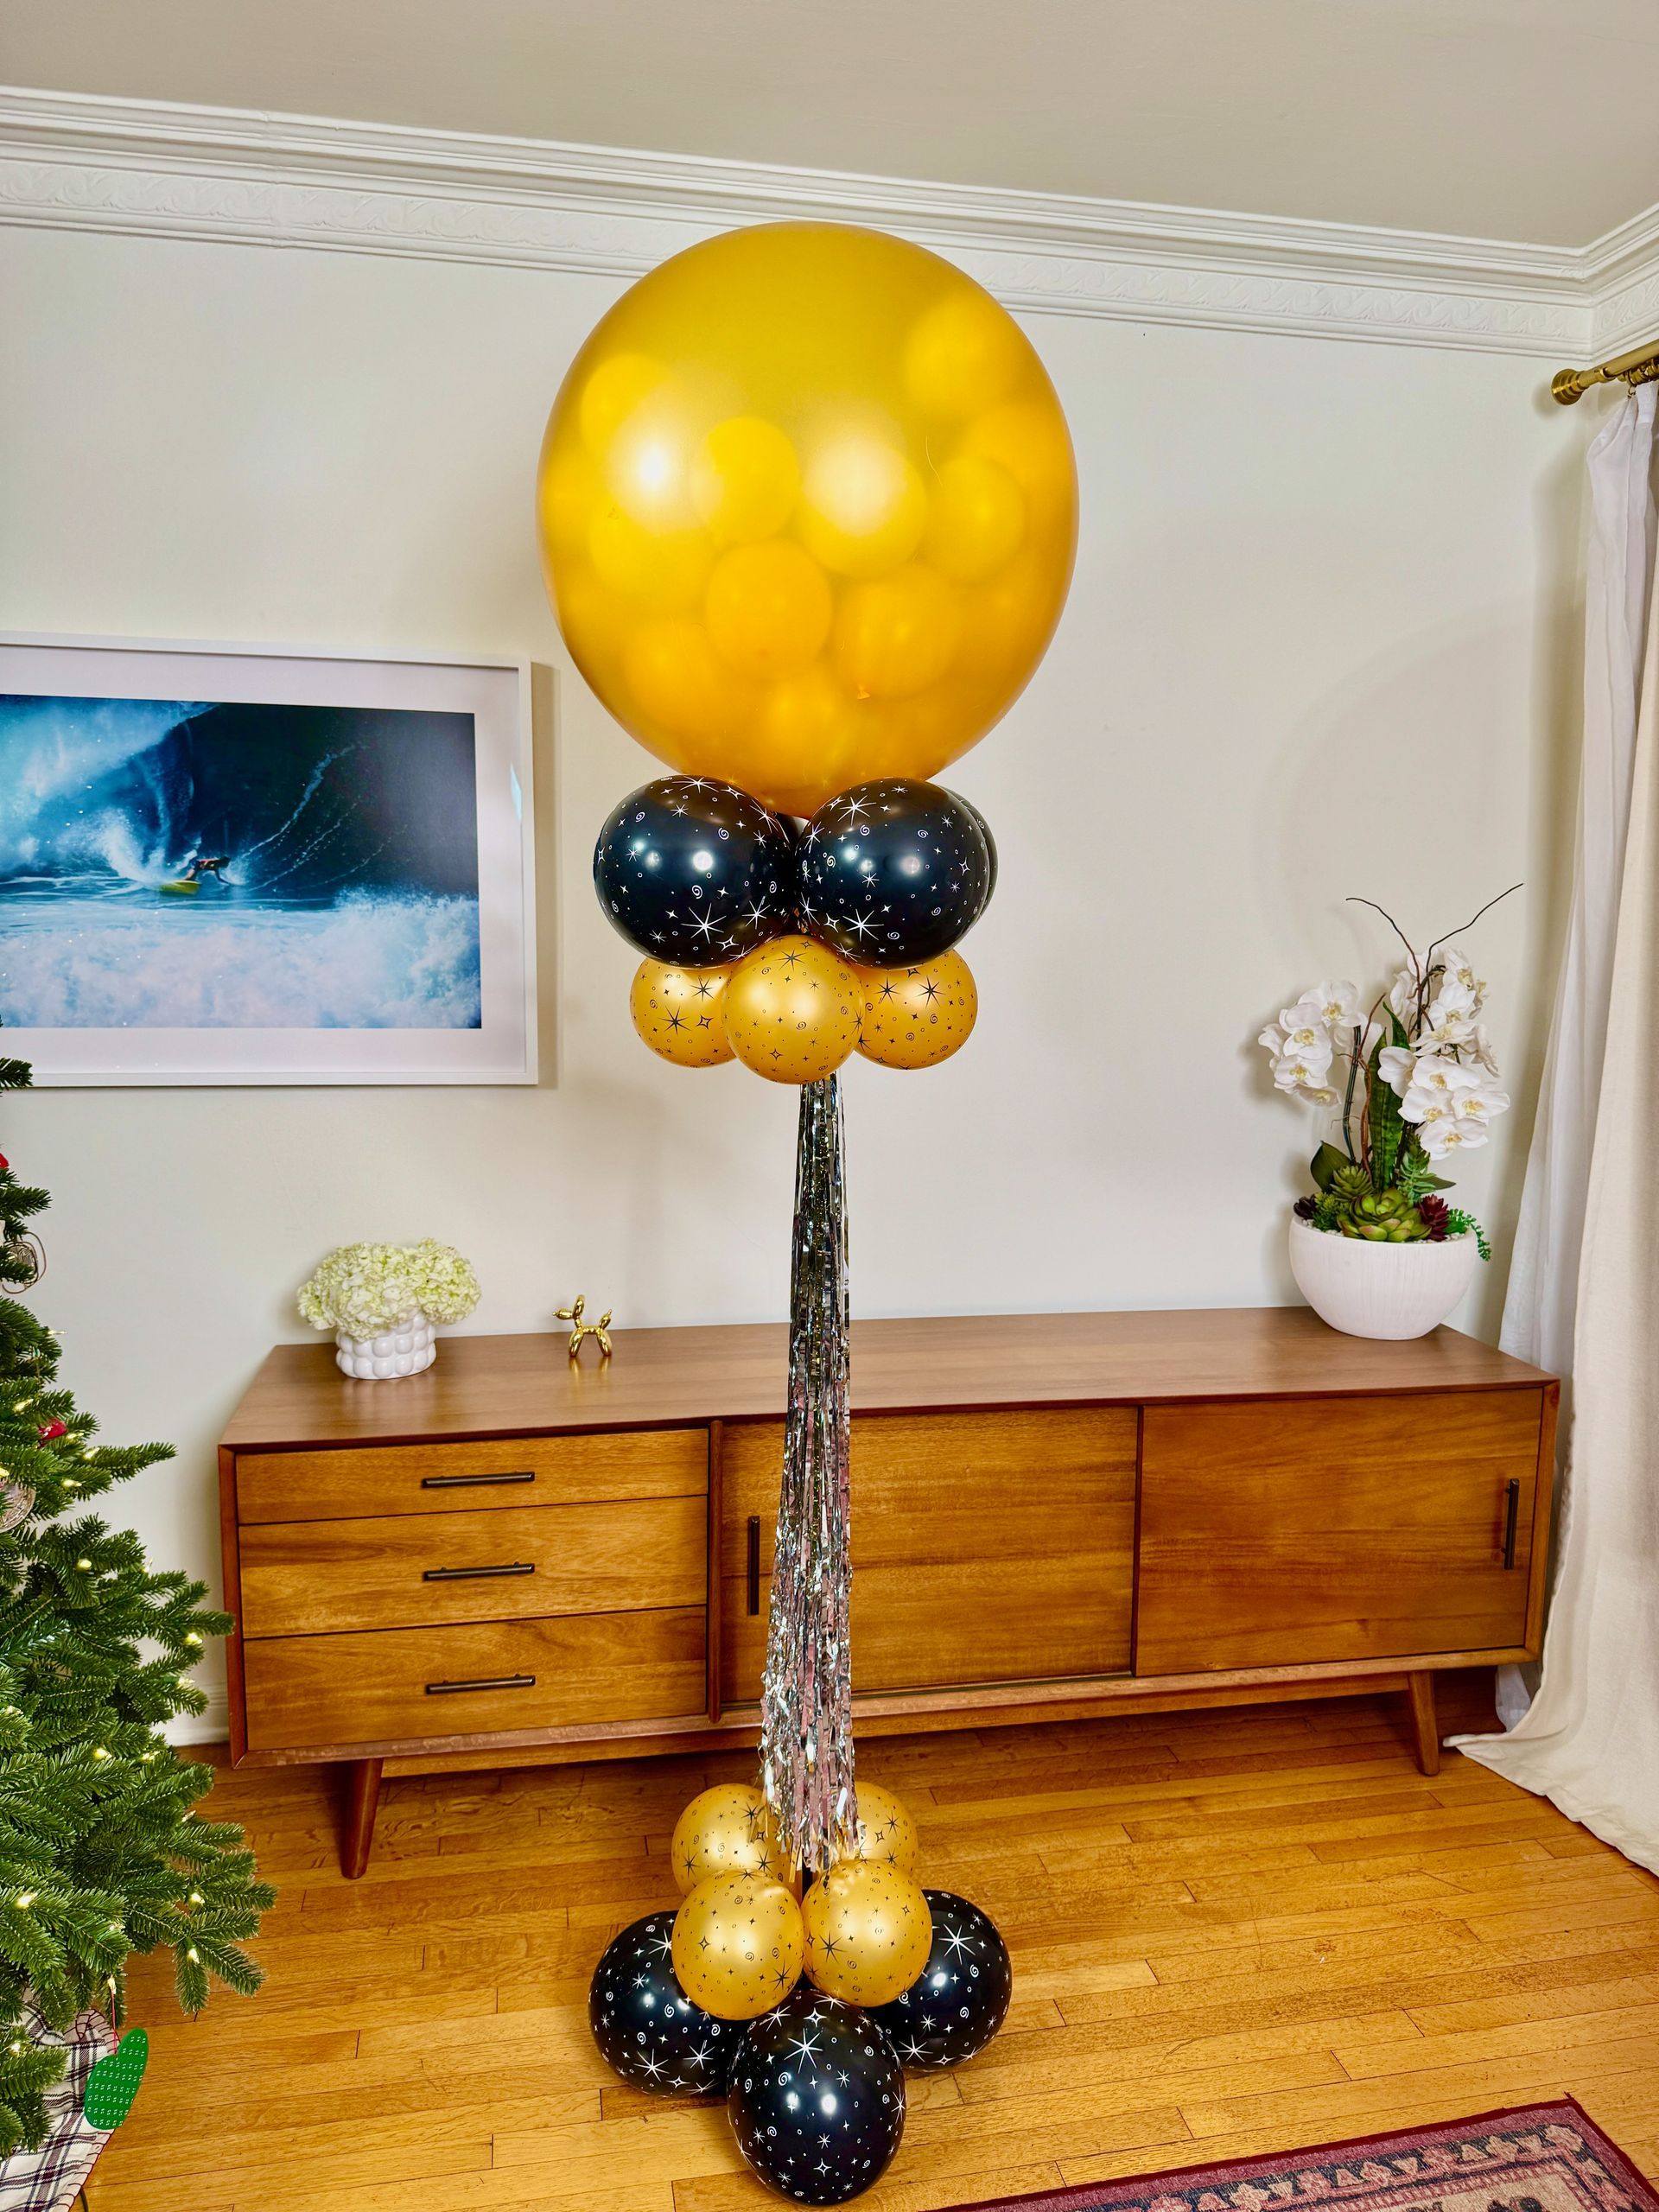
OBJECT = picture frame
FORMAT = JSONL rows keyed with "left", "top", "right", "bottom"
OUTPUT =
{"left": 0, "top": 636, "right": 538, "bottom": 1085}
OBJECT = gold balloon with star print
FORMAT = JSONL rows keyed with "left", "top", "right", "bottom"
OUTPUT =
{"left": 800, "top": 1859, "right": 932, "bottom": 2006}
{"left": 670, "top": 1783, "right": 792, "bottom": 1894}
{"left": 845, "top": 1781, "right": 920, "bottom": 1872}
{"left": 671, "top": 1869, "right": 805, "bottom": 2020}
{"left": 629, "top": 957, "right": 736, "bottom": 1068}
{"left": 721, "top": 933, "right": 863, "bottom": 1084}
{"left": 852, "top": 950, "right": 977, "bottom": 1070}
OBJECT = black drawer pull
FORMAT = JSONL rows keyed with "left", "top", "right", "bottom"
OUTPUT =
{"left": 420, "top": 1470, "right": 535, "bottom": 1491}
{"left": 425, "top": 1673, "right": 536, "bottom": 1695}
{"left": 1502, "top": 1478, "right": 1521, "bottom": 1569}
{"left": 422, "top": 1561, "right": 535, "bottom": 1583}
{"left": 747, "top": 1516, "right": 761, "bottom": 1615}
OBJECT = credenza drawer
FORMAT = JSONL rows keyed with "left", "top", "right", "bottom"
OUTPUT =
{"left": 238, "top": 1495, "right": 706, "bottom": 1637}
{"left": 242, "top": 1608, "right": 708, "bottom": 1751}
{"left": 236, "top": 1427, "right": 707, "bottom": 1524}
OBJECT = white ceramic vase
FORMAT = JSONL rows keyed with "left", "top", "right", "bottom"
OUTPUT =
{"left": 1287, "top": 1215, "right": 1479, "bottom": 1340}
{"left": 334, "top": 1310, "right": 436, "bottom": 1380}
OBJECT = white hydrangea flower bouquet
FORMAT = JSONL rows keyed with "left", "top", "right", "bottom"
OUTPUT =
{"left": 1257, "top": 893, "right": 1516, "bottom": 1254}
{"left": 298, "top": 1241, "right": 480, "bottom": 1377}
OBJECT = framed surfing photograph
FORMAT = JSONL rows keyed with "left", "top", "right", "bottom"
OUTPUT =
{"left": 0, "top": 638, "right": 537, "bottom": 1084}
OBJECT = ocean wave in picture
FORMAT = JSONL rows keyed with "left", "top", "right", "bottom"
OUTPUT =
{"left": 0, "top": 690, "right": 487, "bottom": 1033}
{"left": 0, "top": 890, "right": 482, "bottom": 1030}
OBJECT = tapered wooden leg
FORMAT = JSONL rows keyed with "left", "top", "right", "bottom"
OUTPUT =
{"left": 341, "top": 1758, "right": 384, "bottom": 1879}
{"left": 1406, "top": 1671, "right": 1440, "bottom": 1776}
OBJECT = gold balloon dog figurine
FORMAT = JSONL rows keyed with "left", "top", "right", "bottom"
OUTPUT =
{"left": 556, "top": 1294, "right": 613, "bottom": 1361}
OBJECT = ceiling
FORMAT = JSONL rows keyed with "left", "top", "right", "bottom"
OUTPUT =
{"left": 4, "top": 0, "right": 1657, "bottom": 249}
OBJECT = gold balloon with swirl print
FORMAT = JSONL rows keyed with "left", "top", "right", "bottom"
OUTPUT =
{"left": 671, "top": 1783, "right": 791, "bottom": 1895}
{"left": 629, "top": 957, "right": 736, "bottom": 1068}
{"left": 801, "top": 1859, "right": 932, "bottom": 2007}
{"left": 672, "top": 1870, "right": 804, "bottom": 2021}
{"left": 721, "top": 935, "right": 862, "bottom": 1085}
{"left": 853, "top": 951, "right": 977, "bottom": 1071}
{"left": 846, "top": 1781, "right": 920, "bottom": 1872}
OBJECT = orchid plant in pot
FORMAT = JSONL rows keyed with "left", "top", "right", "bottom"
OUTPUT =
{"left": 1258, "top": 893, "right": 1516, "bottom": 1339}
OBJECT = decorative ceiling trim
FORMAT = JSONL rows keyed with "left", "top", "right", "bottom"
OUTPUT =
{"left": 1584, "top": 204, "right": 1659, "bottom": 358}
{"left": 0, "top": 86, "right": 1651, "bottom": 361}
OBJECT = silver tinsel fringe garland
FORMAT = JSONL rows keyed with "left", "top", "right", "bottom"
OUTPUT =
{"left": 759, "top": 1074, "right": 858, "bottom": 1873}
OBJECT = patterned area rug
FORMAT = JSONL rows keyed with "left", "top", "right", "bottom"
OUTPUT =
{"left": 956, "top": 2103, "right": 1653, "bottom": 2212}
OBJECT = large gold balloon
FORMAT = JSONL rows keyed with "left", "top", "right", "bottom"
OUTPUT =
{"left": 629, "top": 958, "right": 736, "bottom": 1068}
{"left": 848, "top": 1782, "right": 921, "bottom": 1872}
{"left": 800, "top": 1860, "right": 932, "bottom": 2007}
{"left": 671, "top": 1871, "right": 804, "bottom": 2020}
{"left": 853, "top": 952, "right": 978, "bottom": 1071}
{"left": 671, "top": 1783, "right": 791, "bottom": 1894}
{"left": 721, "top": 935, "right": 862, "bottom": 1084}
{"left": 537, "top": 223, "right": 1077, "bottom": 817}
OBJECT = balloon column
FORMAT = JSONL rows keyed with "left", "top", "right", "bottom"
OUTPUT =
{"left": 545, "top": 219, "right": 1077, "bottom": 1098}
{"left": 587, "top": 1780, "right": 1013, "bottom": 2205}
{"left": 542, "top": 220, "right": 1072, "bottom": 2202}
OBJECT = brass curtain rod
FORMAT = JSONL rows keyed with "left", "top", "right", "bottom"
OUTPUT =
{"left": 1551, "top": 335, "right": 1659, "bottom": 404}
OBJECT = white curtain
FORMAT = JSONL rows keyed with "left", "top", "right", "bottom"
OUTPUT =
{"left": 1452, "top": 383, "right": 1659, "bottom": 1871}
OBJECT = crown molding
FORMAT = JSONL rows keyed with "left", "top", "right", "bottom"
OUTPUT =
{"left": 1584, "top": 202, "right": 1659, "bottom": 358}
{"left": 0, "top": 85, "right": 1651, "bottom": 362}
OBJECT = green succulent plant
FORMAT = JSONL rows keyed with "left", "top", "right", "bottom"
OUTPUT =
{"left": 1339, "top": 1187, "right": 1431, "bottom": 1242}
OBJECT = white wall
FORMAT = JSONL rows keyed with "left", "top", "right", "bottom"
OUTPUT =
{"left": 0, "top": 218, "right": 1587, "bottom": 1729}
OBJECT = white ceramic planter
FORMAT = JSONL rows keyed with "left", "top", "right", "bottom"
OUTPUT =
{"left": 1287, "top": 1215, "right": 1479, "bottom": 1340}
{"left": 334, "top": 1310, "right": 436, "bottom": 1380}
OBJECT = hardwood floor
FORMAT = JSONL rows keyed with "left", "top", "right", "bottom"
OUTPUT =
{"left": 89, "top": 1675, "right": 1659, "bottom": 2212}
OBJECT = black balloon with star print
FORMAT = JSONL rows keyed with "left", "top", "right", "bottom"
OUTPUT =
{"left": 588, "top": 1910, "right": 737, "bottom": 2095}
{"left": 728, "top": 1988, "right": 906, "bottom": 2204}
{"left": 594, "top": 776, "right": 798, "bottom": 968}
{"left": 796, "top": 779, "right": 995, "bottom": 968}
{"left": 944, "top": 788, "right": 998, "bottom": 917}
{"left": 868, "top": 1891, "right": 1012, "bottom": 2070}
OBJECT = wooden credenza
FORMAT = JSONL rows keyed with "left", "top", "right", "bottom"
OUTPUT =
{"left": 218, "top": 1310, "right": 1556, "bottom": 1874}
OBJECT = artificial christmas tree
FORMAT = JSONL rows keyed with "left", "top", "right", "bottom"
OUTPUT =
{"left": 0, "top": 1033, "right": 271, "bottom": 2183}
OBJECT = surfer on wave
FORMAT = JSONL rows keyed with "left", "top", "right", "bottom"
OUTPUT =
{"left": 160, "top": 853, "right": 232, "bottom": 895}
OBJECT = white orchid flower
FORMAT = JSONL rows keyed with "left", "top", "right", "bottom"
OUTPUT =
{"left": 1469, "top": 1023, "right": 1501, "bottom": 1076}
{"left": 1437, "top": 944, "right": 1487, "bottom": 1012}
{"left": 1376, "top": 1044, "right": 1415, "bottom": 1097}
{"left": 1452, "top": 1080, "right": 1510, "bottom": 1128}
{"left": 1402, "top": 1055, "right": 1479, "bottom": 1125}
{"left": 1306, "top": 981, "right": 1362, "bottom": 1030}
{"left": 1420, "top": 1116, "right": 1489, "bottom": 1160}
{"left": 1297, "top": 1084, "right": 1341, "bottom": 1106}
{"left": 1257, "top": 1022, "right": 1287, "bottom": 1057}
{"left": 1276, "top": 995, "right": 1333, "bottom": 1052}
{"left": 1273, "top": 1044, "right": 1332, "bottom": 1092}
{"left": 1387, "top": 961, "right": 1423, "bottom": 1024}
{"left": 1411, "top": 1098, "right": 1456, "bottom": 1148}
{"left": 1421, "top": 996, "right": 1477, "bottom": 1046}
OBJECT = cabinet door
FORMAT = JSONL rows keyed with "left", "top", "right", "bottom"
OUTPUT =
{"left": 1135, "top": 1388, "right": 1543, "bottom": 1675}
{"left": 721, "top": 1408, "right": 1136, "bottom": 1705}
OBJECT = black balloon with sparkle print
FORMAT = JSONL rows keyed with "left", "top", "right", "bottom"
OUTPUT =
{"left": 796, "top": 779, "right": 995, "bottom": 968}
{"left": 727, "top": 1988, "right": 906, "bottom": 2205}
{"left": 868, "top": 1889, "right": 1012, "bottom": 2070}
{"left": 593, "top": 776, "right": 798, "bottom": 968}
{"left": 588, "top": 1910, "right": 736, "bottom": 2094}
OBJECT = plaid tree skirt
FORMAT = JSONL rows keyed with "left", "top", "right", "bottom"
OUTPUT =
{"left": 0, "top": 2012, "right": 117, "bottom": 2212}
